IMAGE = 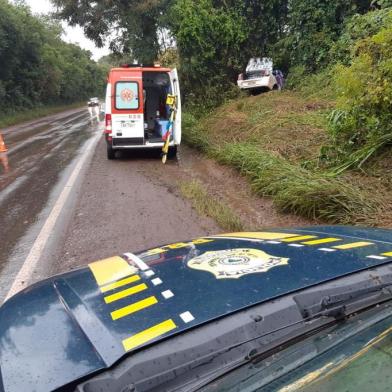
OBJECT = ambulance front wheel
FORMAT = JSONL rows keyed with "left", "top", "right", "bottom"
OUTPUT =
{"left": 107, "top": 145, "right": 116, "bottom": 160}
{"left": 168, "top": 146, "right": 177, "bottom": 159}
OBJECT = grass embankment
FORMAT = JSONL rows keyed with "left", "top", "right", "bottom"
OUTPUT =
{"left": 183, "top": 91, "right": 385, "bottom": 225}
{"left": 0, "top": 102, "right": 85, "bottom": 128}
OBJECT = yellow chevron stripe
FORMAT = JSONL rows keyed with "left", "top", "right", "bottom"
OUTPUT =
{"left": 333, "top": 242, "right": 373, "bottom": 250}
{"left": 215, "top": 232, "right": 298, "bottom": 240}
{"left": 100, "top": 275, "right": 141, "bottom": 293}
{"left": 104, "top": 283, "right": 148, "bottom": 304}
{"left": 111, "top": 296, "right": 158, "bottom": 320}
{"left": 302, "top": 238, "right": 342, "bottom": 245}
{"left": 89, "top": 256, "right": 137, "bottom": 286}
{"left": 381, "top": 251, "right": 392, "bottom": 257}
{"left": 281, "top": 235, "right": 318, "bottom": 242}
{"left": 122, "top": 319, "right": 177, "bottom": 352}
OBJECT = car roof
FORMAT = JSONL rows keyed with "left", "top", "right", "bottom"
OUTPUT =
{"left": 2, "top": 225, "right": 392, "bottom": 391}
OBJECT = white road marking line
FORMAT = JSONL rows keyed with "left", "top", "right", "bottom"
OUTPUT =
{"left": 162, "top": 290, "right": 174, "bottom": 299}
{"left": 144, "top": 270, "right": 155, "bottom": 278}
{"left": 5, "top": 132, "right": 101, "bottom": 302}
{"left": 265, "top": 241, "right": 281, "bottom": 244}
{"left": 124, "top": 252, "right": 149, "bottom": 271}
{"left": 151, "top": 278, "right": 162, "bottom": 286}
{"left": 180, "top": 311, "right": 195, "bottom": 323}
{"left": 318, "top": 248, "right": 336, "bottom": 252}
{"left": 366, "top": 255, "right": 387, "bottom": 260}
{"left": 288, "top": 244, "right": 304, "bottom": 247}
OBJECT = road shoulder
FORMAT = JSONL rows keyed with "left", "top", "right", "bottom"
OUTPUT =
{"left": 54, "top": 140, "right": 220, "bottom": 273}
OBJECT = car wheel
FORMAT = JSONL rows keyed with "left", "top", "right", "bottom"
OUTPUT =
{"left": 107, "top": 145, "right": 116, "bottom": 160}
{"left": 167, "top": 146, "right": 177, "bottom": 159}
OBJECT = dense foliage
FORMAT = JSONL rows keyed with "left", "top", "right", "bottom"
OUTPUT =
{"left": 51, "top": 0, "right": 379, "bottom": 101}
{"left": 0, "top": 0, "right": 106, "bottom": 115}
{"left": 51, "top": 0, "right": 170, "bottom": 64}
{"left": 326, "top": 8, "right": 392, "bottom": 171}
{"left": 167, "top": 0, "right": 247, "bottom": 107}
{"left": 51, "top": 0, "right": 392, "bottom": 168}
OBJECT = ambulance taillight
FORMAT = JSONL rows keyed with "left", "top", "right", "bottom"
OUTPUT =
{"left": 104, "top": 114, "right": 112, "bottom": 135}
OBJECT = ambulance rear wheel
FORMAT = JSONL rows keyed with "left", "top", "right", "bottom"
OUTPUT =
{"left": 107, "top": 145, "right": 116, "bottom": 160}
{"left": 168, "top": 146, "right": 177, "bottom": 159}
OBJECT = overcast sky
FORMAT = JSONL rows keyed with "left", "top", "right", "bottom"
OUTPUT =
{"left": 22, "top": 0, "right": 111, "bottom": 61}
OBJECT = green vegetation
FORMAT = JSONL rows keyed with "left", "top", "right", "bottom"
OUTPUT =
{"left": 181, "top": 5, "right": 392, "bottom": 225}
{"left": 47, "top": 1, "right": 392, "bottom": 224}
{"left": 0, "top": 102, "right": 84, "bottom": 128}
{"left": 184, "top": 92, "right": 330, "bottom": 163}
{"left": 180, "top": 180, "right": 244, "bottom": 231}
{"left": 212, "top": 144, "right": 377, "bottom": 224}
{"left": 326, "top": 9, "right": 392, "bottom": 171}
{"left": 183, "top": 98, "right": 380, "bottom": 225}
{"left": 52, "top": 0, "right": 167, "bottom": 64}
{"left": 52, "top": 0, "right": 389, "bottom": 105}
{"left": 0, "top": 0, "right": 106, "bottom": 118}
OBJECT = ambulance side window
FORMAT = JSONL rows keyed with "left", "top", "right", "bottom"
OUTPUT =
{"left": 115, "top": 82, "right": 139, "bottom": 110}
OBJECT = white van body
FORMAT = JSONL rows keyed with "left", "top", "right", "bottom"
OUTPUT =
{"left": 104, "top": 66, "right": 181, "bottom": 159}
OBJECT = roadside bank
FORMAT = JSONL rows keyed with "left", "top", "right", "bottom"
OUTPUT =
{"left": 182, "top": 91, "right": 390, "bottom": 226}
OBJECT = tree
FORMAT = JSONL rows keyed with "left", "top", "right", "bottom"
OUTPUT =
{"left": 285, "top": 0, "right": 373, "bottom": 71}
{"left": 167, "top": 0, "right": 248, "bottom": 106}
{"left": 50, "top": 0, "right": 171, "bottom": 63}
{"left": 0, "top": 0, "right": 106, "bottom": 114}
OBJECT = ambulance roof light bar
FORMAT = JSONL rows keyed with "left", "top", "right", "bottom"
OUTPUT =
{"left": 120, "top": 62, "right": 161, "bottom": 68}
{"left": 120, "top": 64, "right": 142, "bottom": 68}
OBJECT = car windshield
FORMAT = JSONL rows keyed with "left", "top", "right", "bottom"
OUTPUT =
{"left": 200, "top": 307, "right": 392, "bottom": 392}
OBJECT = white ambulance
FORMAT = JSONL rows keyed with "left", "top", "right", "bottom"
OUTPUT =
{"left": 104, "top": 65, "right": 181, "bottom": 159}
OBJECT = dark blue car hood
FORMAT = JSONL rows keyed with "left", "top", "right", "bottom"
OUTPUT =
{"left": 2, "top": 226, "right": 392, "bottom": 392}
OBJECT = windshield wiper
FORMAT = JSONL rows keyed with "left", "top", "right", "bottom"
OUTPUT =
{"left": 295, "top": 273, "right": 392, "bottom": 320}
{"left": 76, "top": 267, "right": 392, "bottom": 392}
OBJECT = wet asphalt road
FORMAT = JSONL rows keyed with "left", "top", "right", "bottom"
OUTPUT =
{"left": 0, "top": 107, "right": 309, "bottom": 303}
{"left": 0, "top": 109, "right": 219, "bottom": 302}
{"left": 0, "top": 109, "right": 98, "bottom": 300}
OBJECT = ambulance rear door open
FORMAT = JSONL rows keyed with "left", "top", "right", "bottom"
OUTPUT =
{"left": 111, "top": 70, "right": 144, "bottom": 145}
{"left": 170, "top": 68, "right": 181, "bottom": 145}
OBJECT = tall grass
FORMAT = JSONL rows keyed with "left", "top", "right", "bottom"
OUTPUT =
{"left": 181, "top": 112, "right": 210, "bottom": 152}
{"left": 329, "top": 132, "right": 392, "bottom": 175}
{"left": 212, "top": 143, "right": 378, "bottom": 224}
{"left": 182, "top": 92, "right": 380, "bottom": 225}
{"left": 180, "top": 179, "right": 244, "bottom": 231}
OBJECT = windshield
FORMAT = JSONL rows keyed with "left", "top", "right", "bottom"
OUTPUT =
{"left": 200, "top": 308, "right": 392, "bottom": 392}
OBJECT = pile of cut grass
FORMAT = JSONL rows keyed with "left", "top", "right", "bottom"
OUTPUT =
{"left": 187, "top": 91, "right": 331, "bottom": 163}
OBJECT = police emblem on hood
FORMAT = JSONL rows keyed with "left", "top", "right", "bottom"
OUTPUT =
{"left": 187, "top": 248, "right": 289, "bottom": 279}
